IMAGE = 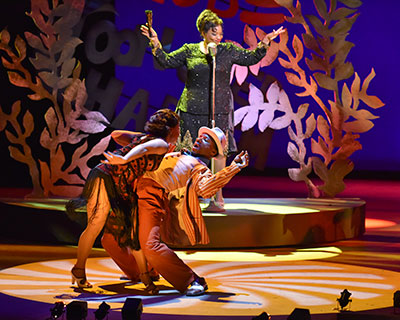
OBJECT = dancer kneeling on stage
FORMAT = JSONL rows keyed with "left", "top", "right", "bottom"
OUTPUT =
{"left": 65, "top": 109, "right": 180, "bottom": 293}
{"left": 102, "top": 126, "right": 249, "bottom": 296}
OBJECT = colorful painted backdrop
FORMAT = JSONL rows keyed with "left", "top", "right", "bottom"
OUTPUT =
{"left": 0, "top": 0, "right": 398, "bottom": 191}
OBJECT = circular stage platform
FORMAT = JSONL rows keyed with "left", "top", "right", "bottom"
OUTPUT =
{"left": 0, "top": 197, "right": 365, "bottom": 248}
{"left": 199, "top": 198, "right": 366, "bottom": 248}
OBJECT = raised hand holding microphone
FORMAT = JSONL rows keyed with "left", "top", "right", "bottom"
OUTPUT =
{"left": 145, "top": 10, "right": 153, "bottom": 37}
{"left": 141, "top": 10, "right": 161, "bottom": 50}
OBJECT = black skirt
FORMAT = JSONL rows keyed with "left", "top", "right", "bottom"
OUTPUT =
{"left": 65, "top": 166, "right": 140, "bottom": 249}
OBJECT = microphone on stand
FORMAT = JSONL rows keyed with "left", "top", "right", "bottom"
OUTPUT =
{"left": 208, "top": 41, "right": 217, "bottom": 129}
{"left": 205, "top": 42, "right": 222, "bottom": 212}
{"left": 207, "top": 42, "right": 217, "bottom": 57}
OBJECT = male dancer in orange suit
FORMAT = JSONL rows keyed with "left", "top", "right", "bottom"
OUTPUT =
{"left": 102, "top": 126, "right": 249, "bottom": 295}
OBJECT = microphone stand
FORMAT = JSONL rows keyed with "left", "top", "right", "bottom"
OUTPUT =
{"left": 206, "top": 45, "right": 225, "bottom": 212}
{"left": 211, "top": 54, "right": 216, "bottom": 129}
{"left": 211, "top": 53, "right": 216, "bottom": 177}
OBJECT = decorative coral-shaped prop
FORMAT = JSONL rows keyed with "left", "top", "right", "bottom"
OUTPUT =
{"left": 0, "top": 0, "right": 111, "bottom": 197}
{"left": 276, "top": 0, "right": 384, "bottom": 197}
{"left": 235, "top": 0, "right": 385, "bottom": 197}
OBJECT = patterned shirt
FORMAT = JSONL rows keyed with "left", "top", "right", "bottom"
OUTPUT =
{"left": 97, "top": 133, "right": 164, "bottom": 199}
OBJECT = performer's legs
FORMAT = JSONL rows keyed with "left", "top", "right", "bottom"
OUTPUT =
{"left": 211, "top": 111, "right": 235, "bottom": 209}
{"left": 75, "top": 178, "right": 110, "bottom": 269}
{"left": 101, "top": 232, "right": 159, "bottom": 293}
{"left": 131, "top": 249, "right": 159, "bottom": 293}
{"left": 101, "top": 232, "right": 141, "bottom": 282}
{"left": 72, "top": 178, "right": 110, "bottom": 287}
{"left": 138, "top": 179, "right": 196, "bottom": 294}
{"left": 214, "top": 156, "right": 226, "bottom": 206}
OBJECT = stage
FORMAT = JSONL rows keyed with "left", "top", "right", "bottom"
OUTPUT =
{"left": 0, "top": 176, "right": 399, "bottom": 319}
{"left": 0, "top": 196, "right": 365, "bottom": 248}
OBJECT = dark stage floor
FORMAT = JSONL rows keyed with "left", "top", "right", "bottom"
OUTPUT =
{"left": 0, "top": 175, "right": 399, "bottom": 320}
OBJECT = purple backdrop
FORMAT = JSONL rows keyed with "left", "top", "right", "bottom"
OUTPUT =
{"left": 112, "top": 0, "right": 399, "bottom": 173}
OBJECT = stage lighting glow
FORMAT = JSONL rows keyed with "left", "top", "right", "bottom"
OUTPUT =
{"left": 201, "top": 202, "right": 319, "bottom": 214}
{"left": 0, "top": 257, "right": 398, "bottom": 316}
{"left": 365, "top": 218, "right": 396, "bottom": 229}
{"left": 224, "top": 203, "right": 319, "bottom": 214}
{"left": 3, "top": 199, "right": 84, "bottom": 212}
{"left": 297, "top": 246, "right": 342, "bottom": 253}
{"left": 202, "top": 211, "right": 227, "bottom": 216}
{"left": 6, "top": 199, "right": 319, "bottom": 215}
{"left": 176, "top": 246, "right": 342, "bottom": 262}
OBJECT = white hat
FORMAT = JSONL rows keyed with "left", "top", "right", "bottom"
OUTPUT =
{"left": 198, "top": 126, "right": 226, "bottom": 159}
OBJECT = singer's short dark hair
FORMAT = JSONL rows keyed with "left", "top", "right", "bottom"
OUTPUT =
{"left": 196, "top": 9, "right": 223, "bottom": 36}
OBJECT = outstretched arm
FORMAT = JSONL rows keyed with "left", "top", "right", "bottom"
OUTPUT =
{"left": 261, "top": 26, "right": 286, "bottom": 47}
{"left": 192, "top": 151, "right": 249, "bottom": 199}
{"left": 231, "top": 150, "right": 249, "bottom": 169}
{"left": 141, "top": 24, "right": 188, "bottom": 68}
{"left": 101, "top": 138, "right": 169, "bottom": 165}
{"left": 111, "top": 130, "right": 141, "bottom": 146}
{"left": 231, "top": 26, "right": 286, "bottom": 66}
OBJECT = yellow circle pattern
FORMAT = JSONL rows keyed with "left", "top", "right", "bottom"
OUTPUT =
{"left": 0, "top": 254, "right": 397, "bottom": 317}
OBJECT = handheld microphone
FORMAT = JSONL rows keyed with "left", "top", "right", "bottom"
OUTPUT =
{"left": 207, "top": 42, "right": 217, "bottom": 57}
{"left": 145, "top": 10, "right": 153, "bottom": 37}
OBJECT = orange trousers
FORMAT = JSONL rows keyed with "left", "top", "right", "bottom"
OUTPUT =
{"left": 101, "top": 232, "right": 141, "bottom": 282}
{"left": 102, "top": 178, "right": 197, "bottom": 293}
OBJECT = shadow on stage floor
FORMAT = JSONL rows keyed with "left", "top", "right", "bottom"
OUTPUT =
{"left": 0, "top": 176, "right": 399, "bottom": 320}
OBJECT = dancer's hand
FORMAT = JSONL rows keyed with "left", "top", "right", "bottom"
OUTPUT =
{"left": 262, "top": 26, "right": 286, "bottom": 46}
{"left": 101, "top": 151, "right": 127, "bottom": 165}
{"left": 232, "top": 150, "right": 249, "bottom": 169}
{"left": 140, "top": 24, "right": 161, "bottom": 49}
